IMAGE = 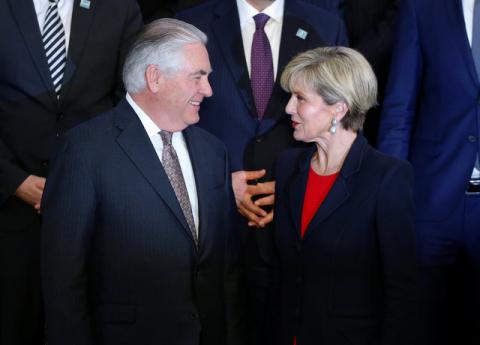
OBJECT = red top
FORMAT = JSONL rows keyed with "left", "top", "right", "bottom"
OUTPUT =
{"left": 300, "top": 166, "right": 339, "bottom": 237}
{"left": 295, "top": 167, "right": 339, "bottom": 345}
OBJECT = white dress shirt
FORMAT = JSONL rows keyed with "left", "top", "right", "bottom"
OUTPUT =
{"left": 463, "top": 0, "right": 474, "bottom": 46}
{"left": 236, "top": 0, "right": 285, "bottom": 79}
{"left": 33, "top": 0, "right": 73, "bottom": 53}
{"left": 126, "top": 94, "right": 200, "bottom": 234}
{"left": 462, "top": 0, "right": 480, "bottom": 179}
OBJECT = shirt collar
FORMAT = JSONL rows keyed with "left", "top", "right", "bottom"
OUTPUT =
{"left": 126, "top": 93, "right": 185, "bottom": 144}
{"left": 126, "top": 93, "right": 162, "bottom": 139}
{"left": 237, "top": 0, "right": 284, "bottom": 29}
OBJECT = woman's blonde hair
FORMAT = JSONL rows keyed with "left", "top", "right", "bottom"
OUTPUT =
{"left": 280, "top": 46, "right": 377, "bottom": 131}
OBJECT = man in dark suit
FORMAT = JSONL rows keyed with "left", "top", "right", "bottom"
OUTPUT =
{"left": 378, "top": 0, "right": 480, "bottom": 344}
{"left": 0, "top": 0, "right": 141, "bottom": 344}
{"left": 177, "top": 0, "right": 347, "bottom": 343}
{"left": 41, "top": 18, "right": 246, "bottom": 345}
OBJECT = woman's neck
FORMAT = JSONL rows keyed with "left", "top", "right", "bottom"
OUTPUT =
{"left": 311, "top": 130, "right": 357, "bottom": 176}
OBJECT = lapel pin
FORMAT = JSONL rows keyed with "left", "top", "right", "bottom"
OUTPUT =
{"left": 296, "top": 28, "right": 308, "bottom": 40}
{"left": 80, "top": 0, "right": 91, "bottom": 9}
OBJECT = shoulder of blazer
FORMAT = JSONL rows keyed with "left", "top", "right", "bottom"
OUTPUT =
{"left": 358, "top": 142, "right": 413, "bottom": 182}
{"left": 275, "top": 147, "right": 313, "bottom": 180}
{"left": 185, "top": 125, "right": 227, "bottom": 155}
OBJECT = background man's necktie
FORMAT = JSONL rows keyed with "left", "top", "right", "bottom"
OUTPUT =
{"left": 160, "top": 131, "right": 198, "bottom": 247}
{"left": 251, "top": 13, "right": 274, "bottom": 119}
{"left": 42, "top": 0, "right": 66, "bottom": 98}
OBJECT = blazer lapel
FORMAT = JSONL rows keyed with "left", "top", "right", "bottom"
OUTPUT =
{"left": 183, "top": 127, "right": 211, "bottom": 256}
{"left": 278, "top": 1, "right": 320, "bottom": 80}
{"left": 287, "top": 148, "right": 313, "bottom": 240}
{"left": 59, "top": 0, "right": 97, "bottom": 102}
{"left": 302, "top": 135, "right": 368, "bottom": 240}
{"left": 445, "top": 0, "right": 478, "bottom": 86}
{"left": 211, "top": 0, "right": 255, "bottom": 116}
{"left": 260, "top": 0, "right": 321, "bottom": 134}
{"left": 114, "top": 100, "right": 194, "bottom": 243}
{"left": 9, "top": 0, "right": 57, "bottom": 107}
{"left": 302, "top": 175, "right": 349, "bottom": 240}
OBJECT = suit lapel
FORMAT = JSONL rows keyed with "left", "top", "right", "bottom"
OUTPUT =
{"left": 287, "top": 148, "right": 313, "bottom": 240}
{"left": 445, "top": 0, "right": 478, "bottom": 85}
{"left": 260, "top": 0, "right": 321, "bottom": 134}
{"left": 277, "top": 1, "right": 320, "bottom": 80}
{"left": 59, "top": 0, "right": 97, "bottom": 102}
{"left": 302, "top": 175, "right": 349, "bottom": 240}
{"left": 9, "top": 0, "right": 57, "bottom": 107}
{"left": 301, "top": 135, "right": 368, "bottom": 240}
{"left": 183, "top": 127, "right": 211, "bottom": 256}
{"left": 211, "top": 0, "right": 255, "bottom": 116}
{"left": 114, "top": 100, "right": 194, "bottom": 244}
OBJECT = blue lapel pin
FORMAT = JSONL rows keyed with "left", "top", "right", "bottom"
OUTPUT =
{"left": 296, "top": 28, "right": 308, "bottom": 40}
{"left": 80, "top": 0, "right": 91, "bottom": 9}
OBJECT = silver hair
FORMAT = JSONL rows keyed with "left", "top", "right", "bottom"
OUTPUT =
{"left": 122, "top": 18, "right": 208, "bottom": 93}
{"left": 281, "top": 46, "right": 377, "bottom": 132}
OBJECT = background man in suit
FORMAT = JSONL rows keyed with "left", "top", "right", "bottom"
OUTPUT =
{"left": 0, "top": 0, "right": 141, "bottom": 344}
{"left": 177, "top": 0, "right": 347, "bottom": 343}
{"left": 378, "top": 0, "right": 480, "bottom": 344}
{"left": 42, "top": 18, "right": 246, "bottom": 345}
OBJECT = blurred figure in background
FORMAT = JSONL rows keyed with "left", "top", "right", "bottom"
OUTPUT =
{"left": 378, "top": 0, "right": 480, "bottom": 344}
{"left": 0, "top": 0, "right": 142, "bottom": 344}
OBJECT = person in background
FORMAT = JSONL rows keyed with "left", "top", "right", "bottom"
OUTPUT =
{"left": 0, "top": 0, "right": 142, "bottom": 344}
{"left": 270, "top": 46, "right": 417, "bottom": 345}
{"left": 378, "top": 0, "right": 480, "bottom": 344}
{"left": 177, "top": 1, "right": 348, "bottom": 343}
{"left": 41, "top": 18, "right": 246, "bottom": 345}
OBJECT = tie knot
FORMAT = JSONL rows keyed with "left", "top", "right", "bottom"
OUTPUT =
{"left": 159, "top": 131, "right": 173, "bottom": 146}
{"left": 253, "top": 13, "right": 270, "bottom": 30}
{"left": 49, "top": 0, "right": 59, "bottom": 3}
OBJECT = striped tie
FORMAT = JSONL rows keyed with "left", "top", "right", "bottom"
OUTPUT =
{"left": 42, "top": 0, "right": 66, "bottom": 98}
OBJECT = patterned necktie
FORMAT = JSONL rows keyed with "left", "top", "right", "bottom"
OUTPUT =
{"left": 251, "top": 13, "right": 274, "bottom": 119}
{"left": 159, "top": 131, "right": 198, "bottom": 247}
{"left": 42, "top": 0, "right": 67, "bottom": 98}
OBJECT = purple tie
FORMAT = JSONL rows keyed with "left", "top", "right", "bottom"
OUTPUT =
{"left": 251, "top": 13, "right": 274, "bottom": 119}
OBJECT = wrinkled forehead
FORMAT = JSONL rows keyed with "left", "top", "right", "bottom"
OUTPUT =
{"left": 181, "top": 43, "right": 212, "bottom": 73}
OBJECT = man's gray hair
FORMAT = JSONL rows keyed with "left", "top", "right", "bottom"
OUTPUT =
{"left": 122, "top": 18, "right": 207, "bottom": 93}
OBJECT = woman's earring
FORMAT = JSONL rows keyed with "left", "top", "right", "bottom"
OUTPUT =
{"left": 329, "top": 118, "right": 337, "bottom": 134}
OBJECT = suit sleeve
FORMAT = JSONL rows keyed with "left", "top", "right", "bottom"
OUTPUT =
{"left": 377, "top": 0, "right": 422, "bottom": 159}
{"left": 223, "top": 148, "right": 249, "bottom": 345}
{"left": 0, "top": 136, "right": 29, "bottom": 205}
{"left": 376, "top": 160, "right": 417, "bottom": 345}
{"left": 41, "top": 137, "right": 96, "bottom": 345}
{"left": 113, "top": 0, "right": 143, "bottom": 102}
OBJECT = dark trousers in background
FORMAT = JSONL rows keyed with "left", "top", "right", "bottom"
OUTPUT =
{"left": 416, "top": 193, "right": 480, "bottom": 345}
{"left": 0, "top": 213, "right": 43, "bottom": 345}
{"left": 245, "top": 226, "right": 274, "bottom": 345}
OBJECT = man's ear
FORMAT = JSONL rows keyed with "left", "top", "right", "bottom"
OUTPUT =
{"left": 145, "top": 64, "right": 162, "bottom": 93}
